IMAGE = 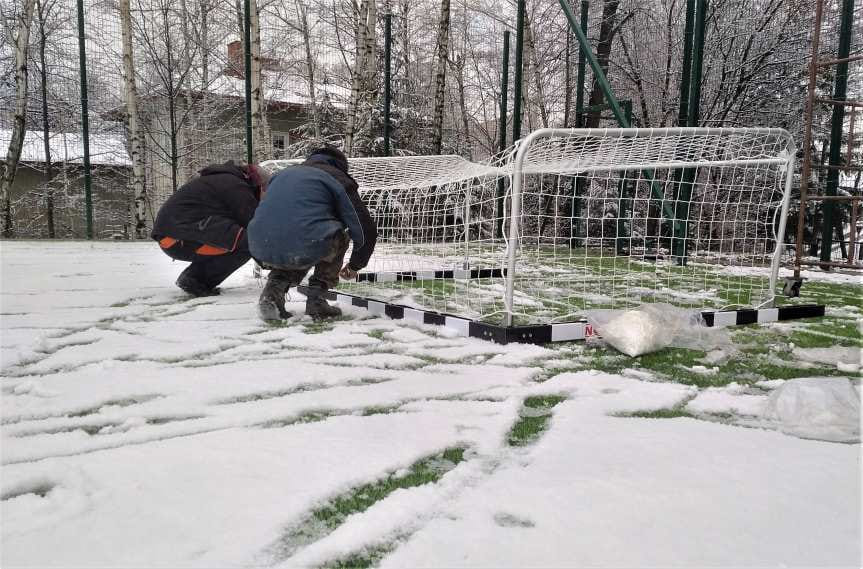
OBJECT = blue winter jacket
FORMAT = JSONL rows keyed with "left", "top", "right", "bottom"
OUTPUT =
{"left": 248, "top": 163, "right": 370, "bottom": 268}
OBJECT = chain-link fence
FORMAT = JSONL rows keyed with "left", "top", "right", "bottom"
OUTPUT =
{"left": 1, "top": 0, "right": 838, "bottom": 246}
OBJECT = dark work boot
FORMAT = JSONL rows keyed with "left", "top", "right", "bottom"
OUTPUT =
{"left": 258, "top": 271, "right": 293, "bottom": 321}
{"left": 304, "top": 288, "right": 342, "bottom": 321}
{"left": 176, "top": 272, "right": 220, "bottom": 297}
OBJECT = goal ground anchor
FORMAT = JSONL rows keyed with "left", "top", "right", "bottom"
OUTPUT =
{"left": 296, "top": 285, "right": 824, "bottom": 345}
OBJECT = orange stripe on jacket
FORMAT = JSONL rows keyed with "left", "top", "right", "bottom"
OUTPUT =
{"left": 195, "top": 244, "right": 229, "bottom": 256}
{"left": 159, "top": 237, "right": 178, "bottom": 249}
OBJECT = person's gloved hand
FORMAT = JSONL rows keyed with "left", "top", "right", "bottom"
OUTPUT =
{"left": 339, "top": 265, "right": 358, "bottom": 280}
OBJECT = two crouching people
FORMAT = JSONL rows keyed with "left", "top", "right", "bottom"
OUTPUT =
{"left": 248, "top": 147, "right": 377, "bottom": 321}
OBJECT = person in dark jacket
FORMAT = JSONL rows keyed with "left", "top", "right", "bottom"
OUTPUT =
{"left": 151, "top": 161, "right": 270, "bottom": 296}
{"left": 248, "top": 147, "right": 377, "bottom": 321}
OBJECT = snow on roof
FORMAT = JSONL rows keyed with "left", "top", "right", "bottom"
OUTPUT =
{"left": 205, "top": 73, "right": 350, "bottom": 108}
{"left": 0, "top": 129, "right": 130, "bottom": 167}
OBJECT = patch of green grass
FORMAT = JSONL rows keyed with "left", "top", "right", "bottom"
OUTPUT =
{"left": 268, "top": 447, "right": 467, "bottom": 564}
{"left": 508, "top": 395, "right": 567, "bottom": 446}
{"left": 615, "top": 408, "right": 695, "bottom": 419}
{"left": 361, "top": 405, "right": 402, "bottom": 416}
{"left": 322, "top": 543, "right": 396, "bottom": 569}
{"left": 313, "top": 447, "right": 465, "bottom": 530}
{"left": 789, "top": 318, "right": 863, "bottom": 348}
{"left": 367, "top": 329, "right": 389, "bottom": 341}
{"left": 259, "top": 409, "right": 340, "bottom": 429}
{"left": 214, "top": 384, "right": 323, "bottom": 405}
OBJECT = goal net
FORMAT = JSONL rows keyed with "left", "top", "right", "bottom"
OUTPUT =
{"left": 261, "top": 127, "right": 795, "bottom": 327}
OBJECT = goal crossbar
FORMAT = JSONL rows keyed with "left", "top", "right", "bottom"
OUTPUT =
{"left": 261, "top": 127, "right": 821, "bottom": 342}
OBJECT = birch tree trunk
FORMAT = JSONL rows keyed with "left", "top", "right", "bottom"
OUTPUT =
{"left": 343, "top": 1, "right": 364, "bottom": 155}
{"left": 296, "top": 0, "right": 321, "bottom": 139}
{"left": 36, "top": 0, "right": 54, "bottom": 238}
{"left": 431, "top": 0, "right": 450, "bottom": 154}
{"left": 344, "top": 0, "right": 372, "bottom": 156}
{"left": 250, "top": 0, "right": 270, "bottom": 162}
{"left": 120, "top": 0, "right": 148, "bottom": 238}
{"left": 1, "top": 0, "right": 38, "bottom": 238}
{"left": 451, "top": 54, "right": 472, "bottom": 160}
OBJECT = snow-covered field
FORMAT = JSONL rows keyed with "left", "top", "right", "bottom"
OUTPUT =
{"left": 1, "top": 241, "right": 860, "bottom": 568}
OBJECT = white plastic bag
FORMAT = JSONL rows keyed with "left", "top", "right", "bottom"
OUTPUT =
{"left": 586, "top": 303, "right": 731, "bottom": 357}
{"left": 764, "top": 377, "right": 860, "bottom": 443}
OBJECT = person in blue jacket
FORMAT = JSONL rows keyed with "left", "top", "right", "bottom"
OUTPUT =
{"left": 248, "top": 147, "right": 377, "bottom": 321}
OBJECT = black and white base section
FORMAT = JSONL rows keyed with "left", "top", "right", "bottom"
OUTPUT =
{"left": 296, "top": 285, "right": 825, "bottom": 345}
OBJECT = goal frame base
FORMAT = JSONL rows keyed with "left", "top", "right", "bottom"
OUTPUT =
{"left": 296, "top": 285, "right": 825, "bottom": 345}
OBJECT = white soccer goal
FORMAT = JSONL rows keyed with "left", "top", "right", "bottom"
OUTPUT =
{"left": 261, "top": 127, "right": 798, "bottom": 330}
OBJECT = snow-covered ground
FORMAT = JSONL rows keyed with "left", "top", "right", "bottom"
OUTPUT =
{"left": 1, "top": 241, "right": 860, "bottom": 568}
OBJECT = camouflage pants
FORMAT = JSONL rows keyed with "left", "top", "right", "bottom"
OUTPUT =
{"left": 262, "top": 231, "right": 349, "bottom": 291}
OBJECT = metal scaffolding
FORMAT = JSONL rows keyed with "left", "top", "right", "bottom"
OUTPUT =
{"left": 795, "top": 0, "right": 862, "bottom": 273}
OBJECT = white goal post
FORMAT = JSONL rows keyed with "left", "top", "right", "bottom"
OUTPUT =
{"left": 261, "top": 127, "right": 799, "bottom": 330}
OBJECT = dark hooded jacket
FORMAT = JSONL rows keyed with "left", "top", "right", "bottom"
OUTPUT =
{"left": 151, "top": 162, "right": 259, "bottom": 251}
{"left": 248, "top": 153, "right": 377, "bottom": 270}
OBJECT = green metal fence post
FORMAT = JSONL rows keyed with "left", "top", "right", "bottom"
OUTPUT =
{"left": 575, "top": 1, "right": 588, "bottom": 128}
{"left": 557, "top": 0, "right": 626, "bottom": 127}
{"left": 244, "top": 0, "right": 253, "bottom": 164}
{"left": 672, "top": 0, "right": 706, "bottom": 265}
{"left": 668, "top": 0, "right": 697, "bottom": 255}
{"left": 512, "top": 0, "right": 526, "bottom": 142}
{"left": 76, "top": 0, "right": 93, "bottom": 239}
{"left": 496, "top": 30, "right": 511, "bottom": 239}
{"left": 820, "top": 0, "right": 855, "bottom": 265}
{"left": 384, "top": 13, "right": 392, "bottom": 157}
{"left": 678, "top": 0, "right": 696, "bottom": 128}
{"left": 569, "top": 1, "right": 588, "bottom": 248}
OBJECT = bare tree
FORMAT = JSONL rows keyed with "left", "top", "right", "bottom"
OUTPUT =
{"left": 35, "top": 0, "right": 57, "bottom": 237}
{"left": 296, "top": 0, "right": 320, "bottom": 139}
{"left": 431, "top": 0, "right": 451, "bottom": 154}
{"left": 344, "top": 0, "right": 376, "bottom": 156}
{"left": 120, "top": 0, "right": 148, "bottom": 237}
{"left": 1, "top": 0, "right": 38, "bottom": 237}
{"left": 249, "top": 0, "right": 270, "bottom": 162}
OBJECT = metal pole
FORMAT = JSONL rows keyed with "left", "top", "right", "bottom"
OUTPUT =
{"left": 496, "top": 30, "right": 510, "bottom": 239}
{"left": 557, "top": 0, "right": 628, "bottom": 127}
{"left": 795, "top": 0, "right": 824, "bottom": 277}
{"left": 76, "top": 0, "right": 93, "bottom": 239}
{"left": 570, "top": 1, "right": 588, "bottom": 248}
{"left": 512, "top": 0, "right": 526, "bottom": 142}
{"left": 505, "top": 130, "right": 540, "bottom": 327}
{"left": 673, "top": 0, "right": 706, "bottom": 264}
{"left": 244, "top": 0, "right": 253, "bottom": 164}
{"left": 384, "top": 13, "right": 392, "bottom": 157}
{"left": 768, "top": 151, "right": 797, "bottom": 307}
{"left": 669, "top": 0, "right": 697, "bottom": 258}
{"left": 574, "top": 1, "right": 588, "bottom": 128}
{"left": 687, "top": 0, "right": 706, "bottom": 128}
{"left": 678, "top": 0, "right": 696, "bottom": 127}
{"left": 820, "top": 0, "right": 854, "bottom": 266}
